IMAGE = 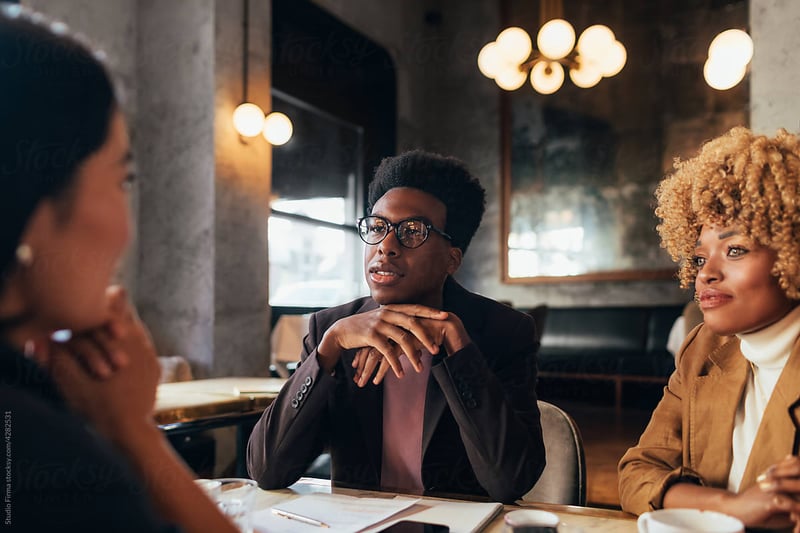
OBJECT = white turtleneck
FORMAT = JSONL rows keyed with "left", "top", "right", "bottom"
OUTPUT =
{"left": 727, "top": 304, "right": 800, "bottom": 492}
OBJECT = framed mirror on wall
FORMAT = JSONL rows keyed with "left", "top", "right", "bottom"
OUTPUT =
{"left": 499, "top": 0, "right": 748, "bottom": 284}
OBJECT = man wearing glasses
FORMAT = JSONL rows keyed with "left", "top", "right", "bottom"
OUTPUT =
{"left": 248, "top": 150, "right": 545, "bottom": 503}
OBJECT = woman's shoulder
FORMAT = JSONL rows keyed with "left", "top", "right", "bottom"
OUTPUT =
{"left": 1, "top": 376, "right": 105, "bottom": 450}
{"left": 0, "top": 377, "right": 175, "bottom": 532}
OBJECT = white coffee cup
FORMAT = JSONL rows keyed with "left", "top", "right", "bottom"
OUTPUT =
{"left": 504, "top": 509, "right": 560, "bottom": 532}
{"left": 637, "top": 509, "right": 744, "bottom": 533}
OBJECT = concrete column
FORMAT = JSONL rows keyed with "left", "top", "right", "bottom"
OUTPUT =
{"left": 26, "top": 0, "right": 271, "bottom": 378}
{"left": 135, "top": 0, "right": 217, "bottom": 375}
{"left": 750, "top": 0, "right": 800, "bottom": 133}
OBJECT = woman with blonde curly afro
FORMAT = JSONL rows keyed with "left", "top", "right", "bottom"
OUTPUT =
{"left": 619, "top": 127, "right": 800, "bottom": 530}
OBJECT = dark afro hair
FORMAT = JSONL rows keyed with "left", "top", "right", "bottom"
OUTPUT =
{"left": 367, "top": 150, "right": 486, "bottom": 254}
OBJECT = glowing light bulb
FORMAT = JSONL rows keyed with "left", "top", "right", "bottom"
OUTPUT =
{"left": 530, "top": 61, "right": 565, "bottom": 95}
{"left": 494, "top": 62, "right": 528, "bottom": 90}
{"left": 576, "top": 25, "right": 615, "bottom": 63}
{"left": 703, "top": 57, "right": 747, "bottom": 90}
{"left": 598, "top": 40, "right": 627, "bottom": 77}
{"left": 263, "top": 112, "right": 293, "bottom": 145}
{"left": 537, "top": 19, "right": 575, "bottom": 60}
{"left": 570, "top": 57, "right": 602, "bottom": 88}
{"left": 232, "top": 102, "right": 265, "bottom": 137}
{"left": 495, "top": 27, "right": 533, "bottom": 64}
{"left": 709, "top": 29, "right": 753, "bottom": 66}
{"left": 478, "top": 41, "right": 503, "bottom": 78}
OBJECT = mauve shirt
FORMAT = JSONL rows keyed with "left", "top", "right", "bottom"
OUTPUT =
{"left": 381, "top": 350, "right": 432, "bottom": 492}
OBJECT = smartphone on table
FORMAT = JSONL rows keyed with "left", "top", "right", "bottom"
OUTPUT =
{"left": 378, "top": 520, "right": 449, "bottom": 533}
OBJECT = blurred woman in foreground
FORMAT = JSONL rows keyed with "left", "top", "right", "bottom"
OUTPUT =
{"left": 619, "top": 127, "right": 800, "bottom": 531}
{"left": 0, "top": 6, "right": 236, "bottom": 532}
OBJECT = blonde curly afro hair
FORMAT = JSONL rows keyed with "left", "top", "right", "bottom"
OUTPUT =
{"left": 655, "top": 126, "right": 800, "bottom": 299}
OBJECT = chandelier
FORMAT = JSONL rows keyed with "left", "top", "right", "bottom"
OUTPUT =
{"left": 477, "top": 1, "right": 626, "bottom": 94}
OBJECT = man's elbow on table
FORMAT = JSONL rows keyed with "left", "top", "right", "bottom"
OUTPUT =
{"left": 246, "top": 428, "right": 308, "bottom": 489}
{"left": 245, "top": 431, "right": 268, "bottom": 484}
{"left": 246, "top": 447, "right": 299, "bottom": 489}
{"left": 475, "top": 449, "right": 546, "bottom": 504}
{"left": 245, "top": 425, "right": 285, "bottom": 488}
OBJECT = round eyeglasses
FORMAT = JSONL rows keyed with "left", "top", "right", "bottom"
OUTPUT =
{"left": 357, "top": 215, "right": 452, "bottom": 249}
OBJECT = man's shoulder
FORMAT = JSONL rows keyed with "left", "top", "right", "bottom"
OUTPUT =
{"left": 445, "top": 280, "right": 532, "bottom": 329}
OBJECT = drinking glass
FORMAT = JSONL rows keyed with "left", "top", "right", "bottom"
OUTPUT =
{"left": 197, "top": 477, "right": 258, "bottom": 533}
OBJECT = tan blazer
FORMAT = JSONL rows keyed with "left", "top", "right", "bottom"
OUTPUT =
{"left": 618, "top": 323, "right": 800, "bottom": 515}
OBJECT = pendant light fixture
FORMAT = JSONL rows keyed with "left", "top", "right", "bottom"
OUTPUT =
{"left": 232, "top": 0, "right": 293, "bottom": 144}
{"left": 478, "top": 0, "right": 626, "bottom": 94}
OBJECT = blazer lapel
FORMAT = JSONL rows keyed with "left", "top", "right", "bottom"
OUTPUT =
{"left": 691, "top": 339, "right": 747, "bottom": 486}
{"left": 343, "top": 299, "right": 383, "bottom": 476}
{"left": 442, "top": 278, "right": 484, "bottom": 345}
{"left": 422, "top": 375, "right": 446, "bottom": 454}
{"left": 422, "top": 278, "right": 484, "bottom": 456}
{"left": 739, "top": 336, "right": 800, "bottom": 489}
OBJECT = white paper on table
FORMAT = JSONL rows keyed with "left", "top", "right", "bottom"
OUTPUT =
{"left": 253, "top": 493, "right": 419, "bottom": 533}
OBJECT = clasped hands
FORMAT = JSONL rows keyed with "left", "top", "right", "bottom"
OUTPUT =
{"left": 29, "top": 285, "right": 161, "bottom": 440}
{"left": 317, "top": 303, "right": 471, "bottom": 387}
{"left": 746, "top": 455, "right": 800, "bottom": 531}
{"left": 721, "top": 455, "right": 800, "bottom": 531}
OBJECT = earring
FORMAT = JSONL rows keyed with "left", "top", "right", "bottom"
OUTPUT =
{"left": 693, "top": 293, "right": 700, "bottom": 304}
{"left": 15, "top": 243, "right": 33, "bottom": 266}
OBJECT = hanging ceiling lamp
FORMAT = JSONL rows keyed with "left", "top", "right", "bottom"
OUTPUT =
{"left": 232, "top": 0, "right": 293, "bottom": 144}
{"left": 478, "top": 0, "right": 626, "bottom": 95}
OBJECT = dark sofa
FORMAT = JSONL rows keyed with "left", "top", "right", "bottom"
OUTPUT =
{"left": 526, "top": 305, "right": 684, "bottom": 411}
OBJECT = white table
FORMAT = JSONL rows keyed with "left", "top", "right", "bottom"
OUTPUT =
{"left": 255, "top": 478, "right": 637, "bottom": 533}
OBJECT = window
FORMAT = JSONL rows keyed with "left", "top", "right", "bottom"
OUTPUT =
{"left": 269, "top": 90, "right": 368, "bottom": 307}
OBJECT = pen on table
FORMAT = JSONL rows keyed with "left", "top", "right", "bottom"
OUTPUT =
{"left": 271, "top": 508, "right": 330, "bottom": 528}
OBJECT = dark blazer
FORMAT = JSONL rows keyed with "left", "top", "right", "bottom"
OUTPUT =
{"left": 248, "top": 278, "right": 545, "bottom": 503}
